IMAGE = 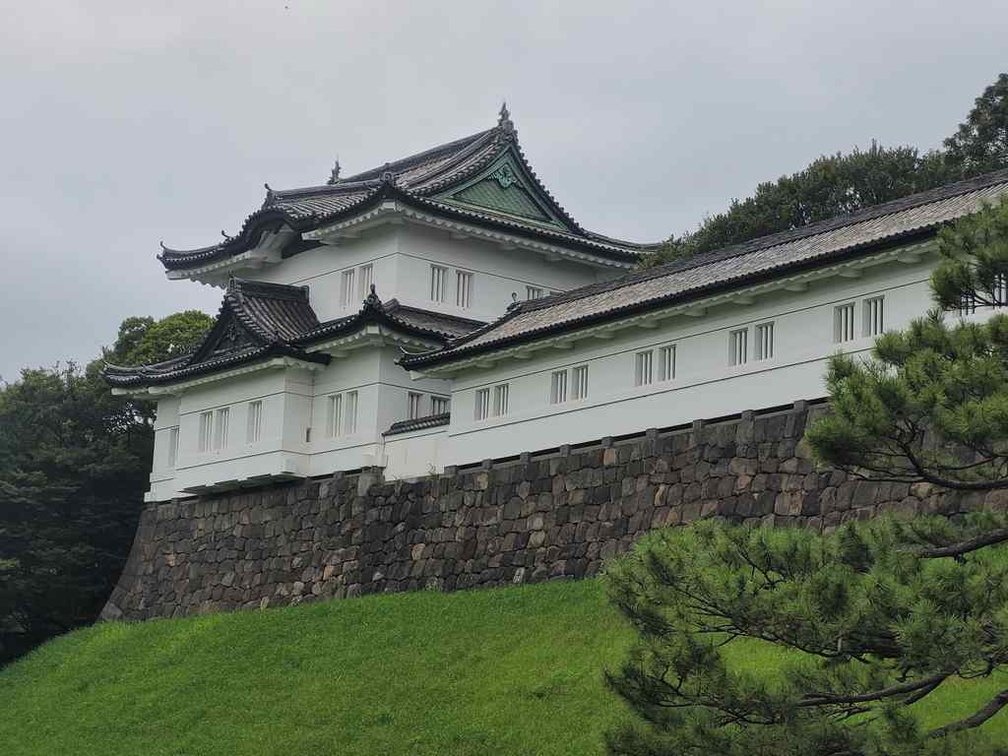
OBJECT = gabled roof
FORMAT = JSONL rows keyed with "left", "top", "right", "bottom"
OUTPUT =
{"left": 104, "top": 280, "right": 485, "bottom": 389}
{"left": 158, "top": 106, "right": 654, "bottom": 273}
{"left": 402, "top": 168, "right": 1008, "bottom": 370}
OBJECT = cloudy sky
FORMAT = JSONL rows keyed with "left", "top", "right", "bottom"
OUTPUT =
{"left": 2, "top": 0, "right": 1005, "bottom": 381}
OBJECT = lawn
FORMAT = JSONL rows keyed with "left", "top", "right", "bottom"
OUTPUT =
{"left": 1, "top": 578, "right": 1006, "bottom": 755}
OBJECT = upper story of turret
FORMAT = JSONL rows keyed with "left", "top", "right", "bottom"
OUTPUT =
{"left": 157, "top": 105, "right": 658, "bottom": 324}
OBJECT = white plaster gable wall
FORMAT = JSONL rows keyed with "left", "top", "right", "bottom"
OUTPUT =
{"left": 254, "top": 223, "right": 619, "bottom": 324}
{"left": 436, "top": 252, "right": 939, "bottom": 468}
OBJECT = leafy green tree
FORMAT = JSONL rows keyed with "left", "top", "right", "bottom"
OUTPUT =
{"left": 645, "top": 73, "right": 1007, "bottom": 267}
{"left": 0, "top": 311, "right": 210, "bottom": 665}
{"left": 605, "top": 196, "right": 1008, "bottom": 755}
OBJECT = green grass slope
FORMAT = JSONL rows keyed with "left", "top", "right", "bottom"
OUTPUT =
{"left": 2, "top": 578, "right": 1006, "bottom": 755}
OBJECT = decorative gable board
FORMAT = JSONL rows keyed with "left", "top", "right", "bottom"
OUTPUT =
{"left": 436, "top": 153, "right": 569, "bottom": 231}
{"left": 191, "top": 311, "right": 260, "bottom": 364}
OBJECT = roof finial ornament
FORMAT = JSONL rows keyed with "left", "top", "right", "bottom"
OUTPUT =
{"left": 221, "top": 229, "right": 230, "bottom": 240}
{"left": 327, "top": 157, "right": 341, "bottom": 185}
{"left": 264, "top": 183, "right": 275, "bottom": 205}
{"left": 507, "top": 291, "right": 520, "bottom": 311}
{"left": 498, "top": 100, "right": 516, "bottom": 139}
{"left": 365, "top": 282, "right": 381, "bottom": 308}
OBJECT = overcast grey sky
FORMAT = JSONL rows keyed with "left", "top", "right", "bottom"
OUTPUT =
{"left": 1, "top": 0, "right": 1005, "bottom": 381}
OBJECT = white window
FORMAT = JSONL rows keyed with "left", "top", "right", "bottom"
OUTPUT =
{"left": 755, "top": 322, "right": 774, "bottom": 361}
{"left": 325, "top": 394, "right": 343, "bottom": 439}
{"left": 341, "top": 269, "right": 356, "bottom": 308}
{"left": 430, "top": 265, "right": 448, "bottom": 303}
{"left": 475, "top": 388, "right": 491, "bottom": 421}
{"left": 456, "top": 271, "right": 473, "bottom": 309}
{"left": 526, "top": 286, "right": 543, "bottom": 300}
{"left": 198, "top": 411, "right": 213, "bottom": 453}
{"left": 658, "top": 344, "right": 676, "bottom": 382}
{"left": 493, "top": 384, "right": 510, "bottom": 417}
{"left": 729, "top": 328, "right": 748, "bottom": 366}
{"left": 408, "top": 392, "right": 424, "bottom": 420}
{"left": 167, "top": 426, "right": 179, "bottom": 468}
{"left": 834, "top": 303, "right": 856, "bottom": 343}
{"left": 358, "top": 264, "right": 373, "bottom": 298}
{"left": 634, "top": 350, "right": 653, "bottom": 386}
{"left": 214, "top": 407, "right": 229, "bottom": 450}
{"left": 572, "top": 365, "right": 589, "bottom": 400}
{"left": 343, "top": 391, "right": 358, "bottom": 435}
{"left": 431, "top": 396, "right": 450, "bottom": 415}
{"left": 958, "top": 293, "right": 977, "bottom": 317}
{"left": 995, "top": 274, "right": 1008, "bottom": 307}
{"left": 863, "top": 297, "right": 884, "bottom": 337}
{"left": 550, "top": 370, "right": 568, "bottom": 404}
{"left": 246, "top": 400, "right": 262, "bottom": 444}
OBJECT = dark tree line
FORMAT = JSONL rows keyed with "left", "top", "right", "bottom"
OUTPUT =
{"left": 0, "top": 311, "right": 211, "bottom": 665}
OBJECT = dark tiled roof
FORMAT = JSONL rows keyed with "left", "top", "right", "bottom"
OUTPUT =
{"left": 103, "top": 281, "right": 485, "bottom": 388}
{"left": 383, "top": 412, "right": 451, "bottom": 437}
{"left": 158, "top": 112, "right": 653, "bottom": 272}
{"left": 403, "top": 168, "right": 1008, "bottom": 369}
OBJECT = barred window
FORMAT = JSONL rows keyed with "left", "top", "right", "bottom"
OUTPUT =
{"left": 658, "top": 345, "right": 676, "bottom": 381}
{"left": 246, "top": 400, "right": 262, "bottom": 443}
{"left": 526, "top": 286, "right": 543, "bottom": 300}
{"left": 326, "top": 393, "right": 343, "bottom": 438}
{"left": 634, "top": 350, "right": 653, "bottom": 386}
{"left": 729, "top": 329, "right": 748, "bottom": 366}
{"left": 430, "top": 265, "right": 448, "bottom": 303}
{"left": 343, "top": 391, "right": 358, "bottom": 435}
{"left": 475, "top": 388, "right": 491, "bottom": 421}
{"left": 340, "top": 268, "right": 356, "bottom": 308}
{"left": 213, "top": 407, "right": 229, "bottom": 450}
{"left": 550, "top": 370, "right": 568, "bottom": 404}
{"left": 431, "top": 396, "right": 450, "bottom": 415}
{"left": 863, "top": 297, "right": 884, "bottom": 337}
{"left": 834, "top": 303, "right": 856, "bottom": 343}
{"left": 358, "top": 264, "right": 373, "bottom": 299}
{"left": 198, "top": 411, "right": 213, "bottom": 452}
{"left": 408, "top": 392, "right": 424, "bottom": 420}
{"left": 167, "top": 426, "right": 179, "bottom": 468}
{"left": 456, "top": 271, "right": 473, "bottom": 309}
{"left": 755, "top": 322, "right": 774, "bottom": 361}
{"left": 493, "top": 384, "right": 510, "bottom": 417}
{"left": 572, "top": 365, "right": 589, "bottom": 400}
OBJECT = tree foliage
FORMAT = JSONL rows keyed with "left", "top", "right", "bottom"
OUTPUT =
{"left": 807, "top": 197, "right": 1008, "bottom": 491}
{"left": 0, "top": 311, "right": 210, "bottom": 665}
{"left": 645, "top": 73, "right": 1008, "bottom": 267}
{"left": 605, "top": 518, "right": 1008, "bottom": 756}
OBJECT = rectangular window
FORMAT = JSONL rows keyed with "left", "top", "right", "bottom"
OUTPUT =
{"left": 755, "top": 322, "right": 774, "bottom": 361}
{"left": 198, "top": 411, "right": 213, "bottom": 452}
{"left": 213, "top": 407, "right": 229, "bottom": 450}
{"left": 834, "top": 303, "right": 856, "bottom": 342}
{"left": 995, "top": 274, "right": 1008, "bottom": 307}
{"left": 475, "top": 388, "right": 491, "bottom": 421}
{"left": 340, "top": 269, "right": 356, "bottom": 308}
{"left": 343, "top": 391, "right": 358, "bottom": 435}
{"left": 407, "top": 392, "right": 424, "bottom": 420}
{"left": 167, "top": 426, "right": 179, "bottom": 468}
{"left": 246, "top": 400, "right": 262, "bottom": 444}
{"left": 358, "top": 264, "right": 373, "bottom": 299}
{"left": 550, "top": 370, "right": 568, "bottom": 404}
{"left": 493, "top": 384, "right": 510, "bottom": 417}
{"left": 958, "top": 293, "right": 977, "bottom": 317}
{"left": 526, "top": 286, "right": 543, "bottom": 301}
{"left": 325, "top": 394, "right": 343, "bottom": 438}
{"left": 431, "top": 396, "right": 450, "bottom": 415}
{"left": 430, "top": 265, "right": 447, "bottom": 303}
{"left": 634, "top": 350, "right": 653, "bottom": 386}
{"left": 729, "top": 328, "right": 748, "bottom": 366}
{"left": 658, "top": 344, "right": 676, "bottom": 381}
{"left": 572, "top": 365, "right": 589, "bottom": 400}
{"left": 863, "top": 296, "right": 884, "bottom": 337}
{"left": 456, "top": 271, "right": 473, "bottom": 309}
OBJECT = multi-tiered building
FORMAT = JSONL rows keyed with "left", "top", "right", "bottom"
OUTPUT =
{"left": 107, "top": 108, "right": 1008, "bottom": 502}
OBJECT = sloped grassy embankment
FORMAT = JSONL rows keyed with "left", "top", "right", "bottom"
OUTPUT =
{"left": 1, "top": 578, "right": 1006, "bottom": 755}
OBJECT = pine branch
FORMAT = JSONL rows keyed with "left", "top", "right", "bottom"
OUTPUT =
{"left": 929, "top": 687, "right": 1008, "bottom": 738}
{"left": 799, "top": 672, "right": 949, "bottom": 708}
{"left": 914, "top": 528, "right": 1008, "bottom": 558}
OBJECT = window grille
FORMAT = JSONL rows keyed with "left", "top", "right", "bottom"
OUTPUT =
{"left": 214, "top": 407, "right": 229, "bottom": 450}
{"left": 343, "top": 391, "right": 358, "bottom": 434}
{"left": 958, "top": 293, "right": 978, "bottom": 317}
{"left": 634, "top": 350, "right": 653, "bottom": 386}
{"left": 167, "top": 426, "right": 179, "bottom": 467}
{"left": 198, "top": 411, "right": 213, "bottom": 452}
{"left": 833, "top": 303, "right": 856, "bottom": 343}
{"left": 246, "top": 400, "right": 262, "bottom": 443}
{"left": 863, "top": 297, "right": 884, "bottom": 337}
{"left": 407, "top": 392, "right": 424, "bottom": 420}
{"left": 550, "top": 370, "right": 568, "bottom": 403}
{"left": 456, "top": 271, "right": 473, "bottom": 309}
{"left": 658, "top": 345, "right": 676, "bottom": 381}
{"left": 431, "top": 396, "right": 450, "bottom": 415}
{"left": 475, "top": 388, "right": 491, "bottom": 421}
{"left": 430, "top": 265, "right": 447, "bottom": 302}
{"left": 340, "top": 269, "right": 356, "bottom": 308}
{"left": 755, "top": 322, "right": 774, "bottom": 360}
{"left": 526, "top": 286, "right": 543, "bottom": 300}
{"left": 572, "top": 365, "right": 589, "bottom": 400}
{"left": 493, "top": 384, "right": 510, "bottom": 417}
{"left": 358, "top": 264, "right": 373, "bottom": 298}
{"left": 729, "top": 328, "right": 748, "bottom": 365}
{"left": 994, "top": 274, "right": 1008, "bottom": 307}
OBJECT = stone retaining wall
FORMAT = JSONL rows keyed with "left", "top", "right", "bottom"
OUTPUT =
{"left": 103, "top": 400, "right": 993, "bottom": 620}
